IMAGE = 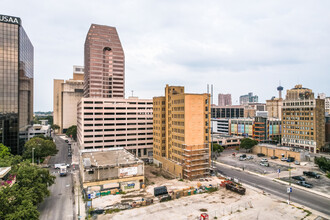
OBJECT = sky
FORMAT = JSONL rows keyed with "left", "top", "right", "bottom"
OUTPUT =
{"left": 3, "top": 0, "right": 330, "bottom": 111}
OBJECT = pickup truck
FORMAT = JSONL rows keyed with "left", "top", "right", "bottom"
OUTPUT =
{"left": 303, "top": 171, "right": 320, "bottom": 179}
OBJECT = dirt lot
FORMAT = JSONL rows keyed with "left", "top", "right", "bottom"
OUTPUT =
{"left": 99, "top": 184, "right": 323, "bottom": 220}
{"left": 94, "top": 165, "right": 327, "bottom": 220}
{"left": 218, "top": 149, "right": 291, "bottom": 175}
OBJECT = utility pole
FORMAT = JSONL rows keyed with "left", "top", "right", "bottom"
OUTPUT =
{"left": 32, "top": 148, "right": 35, "bottom": 164}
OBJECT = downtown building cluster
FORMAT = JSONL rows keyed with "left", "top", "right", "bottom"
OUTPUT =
{"left": 212, "top": 84, "right": 329, "bottom": 153}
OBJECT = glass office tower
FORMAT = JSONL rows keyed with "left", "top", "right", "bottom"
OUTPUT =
{"left": 0, "top": 14, "right": 33, "bottom": 154}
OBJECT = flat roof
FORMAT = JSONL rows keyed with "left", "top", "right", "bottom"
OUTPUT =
{"left": 0, "top": 167, "right": 11, "bottom": 178}
{"left": 81, "top": 148, "right": 143, "bottom": 168}
{"left": 258, "top": 144, "right": 304, "bottom": 152}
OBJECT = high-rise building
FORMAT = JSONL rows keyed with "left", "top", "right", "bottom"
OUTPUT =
{"left": 77, "top": 97, "right": 153, "bottom": 159}
{"left": 211, "top": 105, "right": 245, "bottom": 118}
{"left": 281, "top": 85, "right": 325, "bottom": 153}
{"left": 239, "top": 92, "right": 258, "bottom": 105}
{"left": 266, "top": 97, "right": 283, "bottom": 118}
{"left": 0, "top": 14, "right": 33, "bottom": 154}
{"left": 218, "top": 93, "right": 232, "bottom": 106}
{"left": 53, "top": 66, "right": 84, "bottom": 133}
{"left": 153, "top": 85, "right": 210, "bottom": 179}
{"left": 84, "top": 24, "right": 125, "bottom": 98}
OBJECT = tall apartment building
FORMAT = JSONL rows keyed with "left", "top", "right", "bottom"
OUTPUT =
{"left": 325, "top": 97, "right": 330, "bottom": 114}
{"left": 153, "top": 85, "right": 210, "bottom": 179}
{"left": 218, "top": 93, "right": 232, "bottom": 106}
{"left": 0, "top": 14, "right": 33, "bottom": 154}
{"left": 239, "top": 92, "right": 258, "bottom": 105}
{"left": 53, "top": 66, "right": 84, "bottom": 133}
{"left": 281, "top": 85, "right": 325, "bottom": 153}
{"left": 84, "top": 24, "right": 125, "bottom": 98}
{"left": 77, "top": 97, "right": 153, "bottom": 159}
{"left": 266, "top": 97, "right": 283, "bottom": 118}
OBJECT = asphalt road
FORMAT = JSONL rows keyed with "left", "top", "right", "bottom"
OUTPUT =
{"left": 215, "top": 163, "right": 330, "bottom": 216}
{"left": 38, "top": 135, "right": 74, "bottom": 220}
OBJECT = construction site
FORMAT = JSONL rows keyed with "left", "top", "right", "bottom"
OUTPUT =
{"left": 87, "top": 165, "right": 324, "bottom": 220}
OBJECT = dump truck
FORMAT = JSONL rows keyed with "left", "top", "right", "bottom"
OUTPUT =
{"left": 225, "top": 182, "right": 246, "bottom": 195}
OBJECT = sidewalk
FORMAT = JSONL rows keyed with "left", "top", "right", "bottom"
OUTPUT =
{"left": 215, "top": 161, "right": 330, "bottom": 199}
{"left": 73, "top": 171, "right": 86, "bottom": 220}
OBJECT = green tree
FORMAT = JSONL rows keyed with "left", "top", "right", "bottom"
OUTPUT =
{"left": 240, "top": 138, "right": 258, "bottom": 152}
{"left": 33, "top": 134, "right": 53, "bottom": 141}
{"left": 0, "top": 143, "right": 11, "bottom": 158}
{"left": 51, "top": 124, "right": 60, "bottom": 134}
{"left": 66, "top": 125, "right": 77, "bottom": 141}
{"left": 23, "top": 138, "right": 58, "bottom": 162}
{"left": 212, "top": 143, "right": 224, "bottom": 153}
{"left": 314, "top": 156, "right": 330, "bottom": 172}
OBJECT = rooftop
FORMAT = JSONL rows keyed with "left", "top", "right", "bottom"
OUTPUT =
{"left": 0, "top": 167, "right": 11, "bottom": 178}
{"left": 81, "top": 148, "right": 143, "bottom": 168}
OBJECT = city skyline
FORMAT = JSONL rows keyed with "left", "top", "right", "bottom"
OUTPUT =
{"left": 2, "top": 1, "right": 330, "bottom": 111}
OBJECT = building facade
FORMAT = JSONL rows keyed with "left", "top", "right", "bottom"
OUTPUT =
{"left": 266, "top": 97, "right": 283, "bottom": 118}
{"left": 229, "top": 117, "right": 281, "bottom": 142}
{"left": 53, "top": 66, "right": 84, "bottom": 133}
{"left": 0, "top": 14, "right": 33, "bottom": 154}
{"left": 325, "top": 97, "right": 330, "bottom": 114}
{"left": 77, "top": 97, "right": 153, "bottom": 159}
{"left": 218, "top": 93, "right": 232, "bottom": 106}
{"left": 153, "top": 85, "right": 211, "bottom": 179}
{"left": 281, "top": 85, "right": 325, "bottom": 153}
{"left": 211, "top": 105, "right": 245, "bottom": 118}
{"left": 80, "top": 148, "right": 144, "bottom": 194}
{"left": 239, "top": 92, "right": 258, "bottom": 105}
{"left": 84, "top": 24, "right": 124, "bottom": 98}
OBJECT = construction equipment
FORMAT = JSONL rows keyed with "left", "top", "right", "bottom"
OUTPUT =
{"left": 225, "top": 182, "right": 246, "bottom": 195}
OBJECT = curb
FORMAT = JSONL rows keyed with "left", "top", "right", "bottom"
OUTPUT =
{"left": 214, "top": 161, "right": 330, "bottom": 200}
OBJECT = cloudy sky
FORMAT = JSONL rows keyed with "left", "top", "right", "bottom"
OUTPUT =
{"left": 3, "top": 0, "right": 330, "bottom": 111}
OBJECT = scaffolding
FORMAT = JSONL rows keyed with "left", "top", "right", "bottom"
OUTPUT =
{"left": 182, "top": 144, "right": 210, "bottom": 180}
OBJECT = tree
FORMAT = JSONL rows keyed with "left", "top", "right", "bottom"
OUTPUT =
{"left": 66, "top": 125, "right": 77, "bottom": 141}
{"left": 0, "top": 144, "right": 22, "bottom": 168}
{"left": 51, "top": 124, "right": 60, "bottom": 134}
{"left": 314, "top": 156, "right": 330, "bottom": 172}
{"left": 212, "top": 143, "right": 224, "bottom": 153}
{"left": 23, "top": 138, "right": 58, "bottom": 162}
{"left": 0, "top": 143, "right": 11, "bottom": 158}
{"left": 33, "top": 134, "right": 53, "bottom": 141}
{"left": 240, "top": 138, "right": 258, "bottom": 152}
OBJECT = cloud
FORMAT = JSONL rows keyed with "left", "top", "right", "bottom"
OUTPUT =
{"left": 2, "top": 0, "right": 330, "bottom": 111}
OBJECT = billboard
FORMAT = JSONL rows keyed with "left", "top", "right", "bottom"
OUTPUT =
{"left": 119, "top": 167, "right": 138, "bottom": 177}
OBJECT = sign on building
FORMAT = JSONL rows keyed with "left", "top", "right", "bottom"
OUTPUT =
{"left": 119, "top": 166, "right": 138, "bottom": 177}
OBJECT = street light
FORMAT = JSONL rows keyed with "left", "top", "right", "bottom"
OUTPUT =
{"left": 32, "top": 148, "right": 35, "bottom": 164}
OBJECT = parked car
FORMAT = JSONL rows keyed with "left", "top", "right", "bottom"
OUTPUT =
{"left": 257, "top": 153, "right": 265, "bottom": 157}
{"left": 281, "top": 157, "right": 288, "bottom": 161}
{"left": 271, "top": 156, "right": 278, "bottom": 159}
{"left": 239, "top": 157, "right": 247, "bottom": 161}
{"left": 292, "top": 176, "right": 305, "bottom": 181}
{"left": 260, "top": 162, "right": 269, "bottom": 167}
{"left": 294, "top": 160, "right": 300, "bottom": 165}
{"left": 303, "top": 171, "right": 320, "bottom": 179}
{"left": 287, "top": 157, "right": 295, "bottom": 162}
{"left": 247, "top": 156, "right": 254, "bottom": 160}
{"left": 240, "top": 154, "right": 247, "bottom": 158}
{"left": 296, "top": 181, "right": 313, "bottom": 188}
{"left": 261, "top": 158, "right": 268, "bottom": 162}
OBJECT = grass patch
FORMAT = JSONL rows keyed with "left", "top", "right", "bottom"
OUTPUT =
{"left": 207, "top": 188, "right": 218, "bottom": 193}
{"left": 105, "top": 208, "right": 121, "bottom": 214}
{"left": 326, "top": 172, "right": 330, "bottom": 179}
{"left": 178, "top": 178, "right": 183, "bottom": 181}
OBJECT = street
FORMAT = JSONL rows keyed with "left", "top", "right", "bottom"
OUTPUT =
{"left": 38, "top": 135, "right": 75, "bottom": 220}
{"left": 215, "top": 163, "right": 330, "bottom": 216}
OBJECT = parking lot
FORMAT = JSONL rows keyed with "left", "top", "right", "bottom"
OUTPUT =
{"left": 217, "top": 149, "right": 291, "bottom": 175}
{"left": 280, "top": 174, "right": 330, "bottom": 194}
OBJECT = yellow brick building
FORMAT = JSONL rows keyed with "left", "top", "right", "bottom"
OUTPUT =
{"left": 282, "top": 85, "right": 325, "bottom": 153}
{"left": 153, "top": 85, "right": 211, "bottom": 179}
